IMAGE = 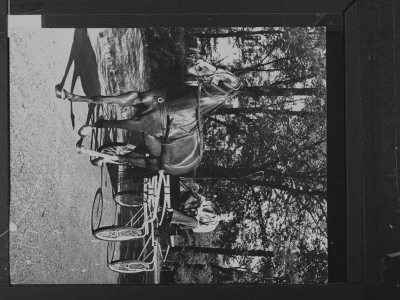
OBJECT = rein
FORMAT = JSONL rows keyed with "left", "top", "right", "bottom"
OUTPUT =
{"left": 196, "top": 81, "right": 203, "bottom": 138}
{"left": 156, "top": 95, "right": 168, "bottom": 137}
{"left": 193, "top": 81, "right": 203, "bottom": 176}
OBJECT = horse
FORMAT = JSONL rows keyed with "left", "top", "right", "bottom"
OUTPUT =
{"left": 55, "top": 60, "right": 240, "bottom": 175}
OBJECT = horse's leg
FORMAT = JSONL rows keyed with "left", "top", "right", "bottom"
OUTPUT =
{"left": 55, "top": 86, "right": 157, "bottom": 107}
{"left": 119, "top": 156, "right": 160, "bottom": 171}
{"left": 59, "top": 55, "right": 74, "bottom": 89}
{"left": 78, "top": 117, "right": 161, "bottom": 137}
{"left": 87, "top": 142, "right": 142, "bottom": 166}
{"left": 69, "top": 69, "right": 79, "bottom": 129}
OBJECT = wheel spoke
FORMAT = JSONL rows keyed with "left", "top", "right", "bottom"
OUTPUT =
{"left": 105, "top": 146, "right": 117, "bottom": 155}
{"left": 119, "top": 147, "right": 131, "bottom": 155}
{"left": 101, "top": 145, "right": 131, "bottom": 157}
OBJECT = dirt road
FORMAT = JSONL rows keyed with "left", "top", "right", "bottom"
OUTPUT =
{"left": 8, "top": 28, "right": 147, "bottom": 284}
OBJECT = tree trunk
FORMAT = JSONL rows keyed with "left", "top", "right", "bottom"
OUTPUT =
{"left": 211, "top": 265, "right": 279, "bottom": 283}
{"left": 192, "top": 30, "right": 284, "bottom": 39}
{"left": 232, "top": 55, "right": 295, "bottom": 76}
{"left": 166, "top": 262, "right": 237, "bottom": 282}
{"left": 242, "top": 86, "right": 316, "bottom": 97}
{"left": 210, "top": 264, "right": 236, "bottom": 282}
{"left": 167, "top": 262, "right": 240, "bottom": 281}
{"left": 270, "top": 73, "right": 317, "bottom": 87}
{"left": 167, "top": 261, "right": 274, "bottom": 283}
{"left": 167, "top": 262, "right": 206, "bottom": 271}
{"left": 214, "top": 107, "right": 317, "bottom": 117}
{"left": 183, "top": 165, "right": 276, "bottom": 179}
{"left": 245, "top": 179, "right": 326, "bottom": 196}
{"left": 171, "top": 246, "right": 274, "bottom": 257}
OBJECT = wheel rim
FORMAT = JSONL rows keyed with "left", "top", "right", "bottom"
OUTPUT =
{"left": 94, "top": 227, "right": 142, "bottom": 241}
{"left": 108, "top": 260, "right": 150, "bottom": 273}
{"left": 114, "top": 193, "right": 143, "bottom": 207}
{"left": 100, "top": 145, "right": 132, "bottom": 156}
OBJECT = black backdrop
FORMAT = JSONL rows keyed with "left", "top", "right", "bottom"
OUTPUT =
{"left": 1, "top": 0, "right": 378, "bottom": 299}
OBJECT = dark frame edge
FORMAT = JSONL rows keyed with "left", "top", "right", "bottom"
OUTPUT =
{"left": 345, "top": 0, "right": 362, "bottom": 283}
{"left": 1, "top": 283, "right": 364, "bottom": 300}
{"left": 0, "top": 31, "right": 10, "bottom": 286}
{"left": 39, "top": 0, "right": 355, "bottom": 15}
{"left": 5, "top": 0, "right": 365, "bottom": 298}
{"left": 0, "top": 0, "right": 9, "bottom": 283}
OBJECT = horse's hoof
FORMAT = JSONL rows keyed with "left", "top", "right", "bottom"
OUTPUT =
{"left": 76, "top": 141, "right": 84, "bottom": 153}
{"left": 76, "top": 146, "right": 85, "bottom": 154}
{"left": 78, "top": 125, "right": 94, "bottom": 137}
{"left": 55, "top": 84, "right": 63, "bottom": 98}
{"left": 90, "top": 157, "right": 104, "bottom": 166}
{"left": 55, "top": 84, "right": 67, "bottom": 100}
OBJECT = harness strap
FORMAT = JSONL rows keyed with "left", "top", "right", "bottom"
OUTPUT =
{"left": 157, "top": 96, "right": 167, "bottom": 136}
{"left": 159, "top": 115, "right": 173, "bottom": 171}
{"left": 191, "top": 80, "right": 204, "bottom": 179}
{"left": 155, "top": 94, "right": 173, "bottom": 171}
{"left": 197, "top": 82, "right": 203, "bottom": 136}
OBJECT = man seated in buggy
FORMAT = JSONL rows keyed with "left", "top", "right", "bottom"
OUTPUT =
{"left": 169, "top": 202, "right": 234, "bottom": 233}
{"left": 167, "top": 185, "right": 235, "bottom": 233}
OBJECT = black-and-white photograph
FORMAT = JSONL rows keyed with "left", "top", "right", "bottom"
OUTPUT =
{"left": 9, "top": 26, "right": 327, "bottom": 284}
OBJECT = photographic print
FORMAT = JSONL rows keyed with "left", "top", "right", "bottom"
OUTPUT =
{"left": 9, "top": 26, "right": 327, "bottom": 284}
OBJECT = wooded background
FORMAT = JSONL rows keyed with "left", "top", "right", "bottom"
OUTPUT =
{"left": 141, "top": 27, "right": 327, "bottom": 284}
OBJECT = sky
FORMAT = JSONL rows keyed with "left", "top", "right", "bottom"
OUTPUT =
{"left": 207, "top": 28, "right": 320, "bottom": 111}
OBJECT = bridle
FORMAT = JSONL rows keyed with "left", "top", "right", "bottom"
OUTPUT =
{"left": 194, "top": 78, "right": 204, "bottom": 170}
{"left": 191, "top": 65, "right": 219, "bottom": 178}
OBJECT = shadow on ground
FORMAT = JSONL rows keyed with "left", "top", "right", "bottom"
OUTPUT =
{"left": 58, "top": 28, "right": 188, "bottom": 284}
{"left": 59, "top": 28, "right": 149, "bottom": 284}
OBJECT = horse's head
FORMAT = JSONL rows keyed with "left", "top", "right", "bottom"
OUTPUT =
{"left": 186, "top": 59, "right": 217, "bottom": 77}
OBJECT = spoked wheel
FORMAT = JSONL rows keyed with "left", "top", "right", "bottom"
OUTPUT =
{"left": 108, "top": 260, "right": 150, "bottom": 273}
{"left": 97, "top": 143, "right": 135, "bottom": 165}
{"left": 113, "top": 191, "right": 143, "bottom": 207}
{"left": 93, "top": 226, "right": 143, "bottom": 241}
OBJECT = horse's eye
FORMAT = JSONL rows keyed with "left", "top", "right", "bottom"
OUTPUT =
{"left": 197, "top": 66, "right": 203, "bottom": 72}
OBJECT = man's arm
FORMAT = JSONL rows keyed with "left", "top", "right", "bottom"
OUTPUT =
{"left": 192, "top": 222, "right": 219, "bottom": 233}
